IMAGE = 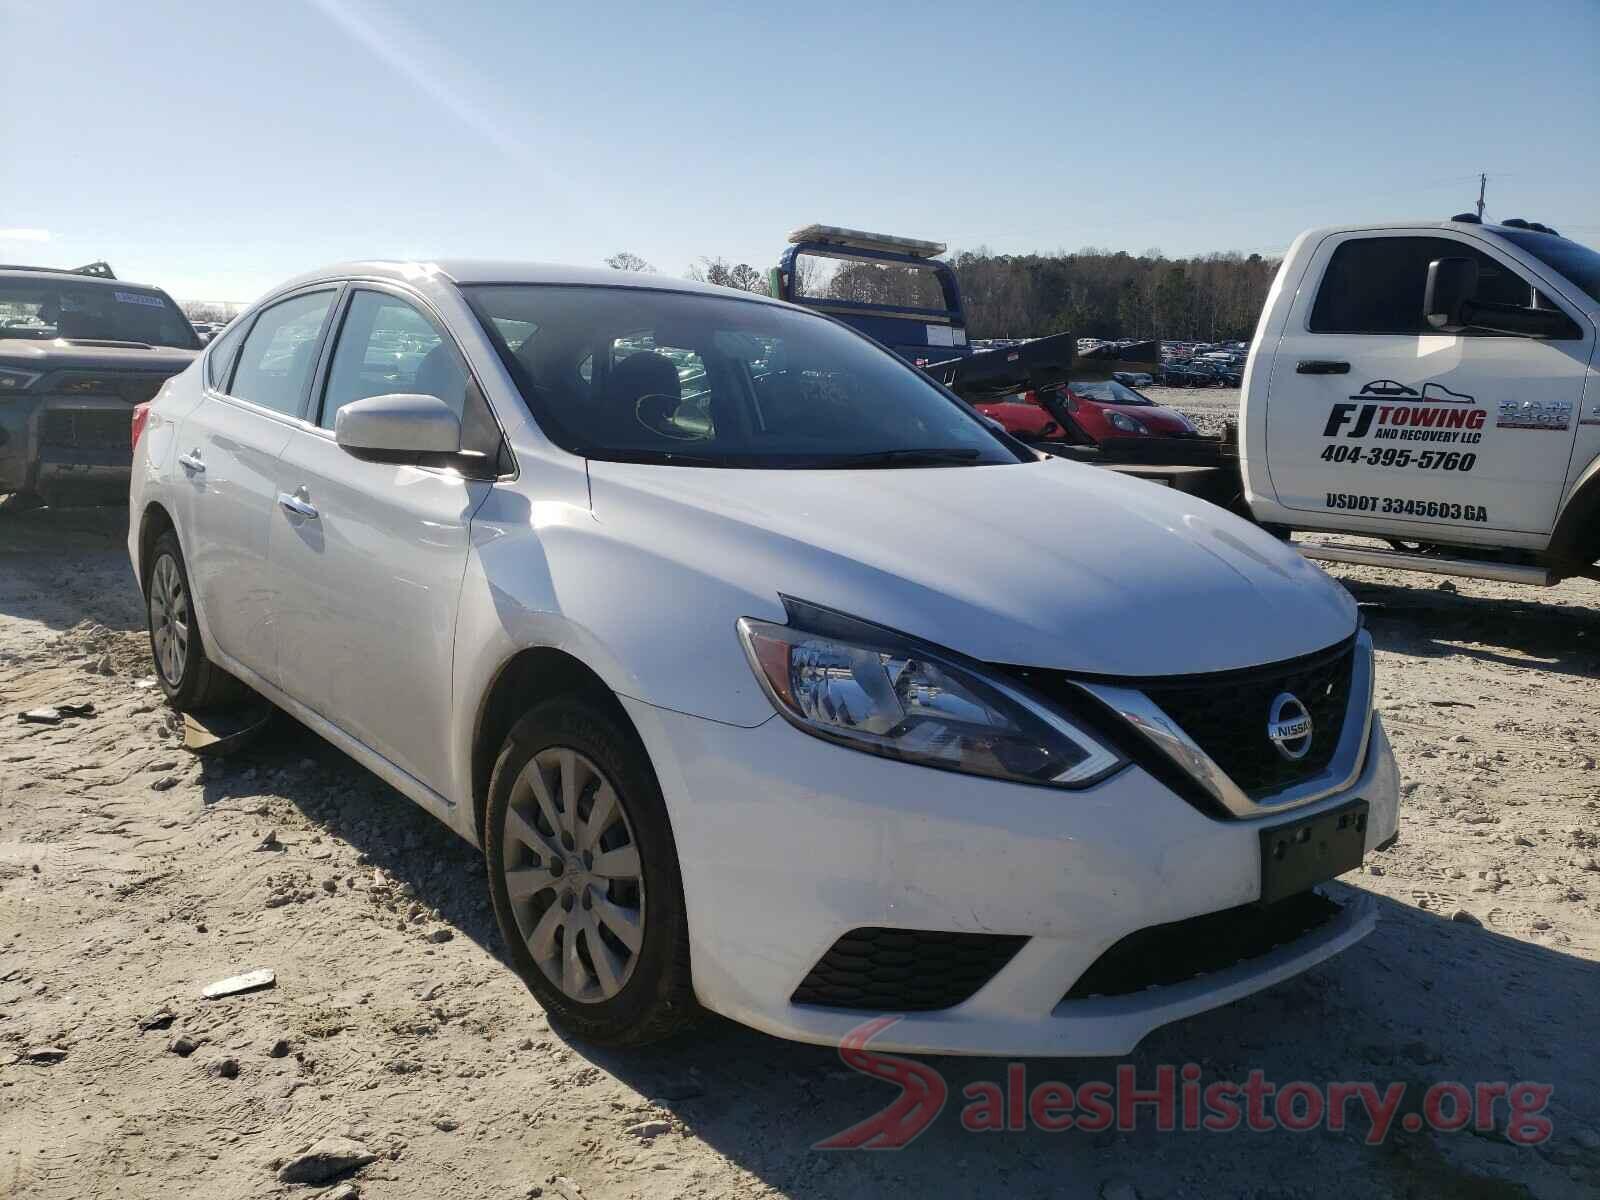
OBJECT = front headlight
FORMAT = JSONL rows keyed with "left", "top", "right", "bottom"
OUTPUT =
{"left": 0, "top": 367, "right": 42, "bottom": 393}
{"left": 737, "top": 601, "right": 1124, "bottom": 788}
{"left": 1106, "top": 410, "right": 1147, "bottom": 434}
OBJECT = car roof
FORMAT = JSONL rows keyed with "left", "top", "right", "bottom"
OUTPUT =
{"left": 271, "top": 259, "right": 788, "bottom": 309}
{"left": 0, "top": 266, "right": 170, "bottom": 292}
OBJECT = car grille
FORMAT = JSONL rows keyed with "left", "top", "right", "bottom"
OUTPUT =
{"left": 791, "top": 927, "right": 1028, "bottom": 1012}
{"left": 1135, "top": 640, "right": 1355, "bottom": 798}
{"left": 41, "top": 409, "right": 132, "bottom": 451}
{"left": 1063, "top": 889, "right": 1343, "bottom": 1000}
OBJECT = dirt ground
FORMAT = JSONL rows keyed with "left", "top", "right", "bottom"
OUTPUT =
{"left": 2, "top": 499, "right": 1598, "bottom": 1200}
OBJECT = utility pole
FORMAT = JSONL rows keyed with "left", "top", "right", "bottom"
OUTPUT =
{"left": 1476, "top": 173, "right": 1487, "bottom": 220}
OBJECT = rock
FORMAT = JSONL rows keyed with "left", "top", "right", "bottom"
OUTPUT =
{"left": 22, "top": 1046, "right": 67, "bottom": 1064}
{"left": 168, "top": 1033, "right": 201, "bottom": 1057}
{"left": 517, "top": 1038, "right": 535, "bottom": 1051}
{"left": 323, "top": 1187, "right": 360, "bottom": 1200}
{"left": 427, "top": 929, "right": 453, "bottom": 944}
{"left": 1512, "top": 834, "right": 1534, "bottom": 847}
{"left": 1450, "top": 908, "right": 1481, "bottom": 926}
{"left": 207, "top": 1056, "right": 240, "bottom": 1079}
{"left": 1537, "top": 872, "right": 1559, "bottom": 885}
{"left": 431, "top": 1116, "right": 459, "bottom": 1132}
{"left": 275, "top": 1136, "right": 379, "bottom": 1185}
{"left": 625, "top": 1120, "right": 671, "bottom": 1140}
{"left": 1578, "top": 856, "right": 1599, "bottom": 872}
{"left": 1437, "top": 580, "right": 1458, "bottom": 593}
{"left": 1444, "top": 866, "right": 1466, "bottom": 880}
{"left": 1485, "top": 870, "right": 1502, "bottom": 884}
{"left": 265, "top": 893, "right": 293, "bottom": 909}
{"left": 138, "top": 1004, "right": 176, "bottom": 1032}
{"left": 150, "top": 776, "right": 179, "bottom": 792}
{"left": 255, "top": 831, "right": 282, "bottom": 852}
{"left": 1400, "top": 781, "right": 1420, "bottom": 797}
{"left": 653, "top": 1077, "right": 705, "bottom": 1101}
{"left": 1366, "top": 864, "right": 1385, "bottom": 877}
{"left": 267, "top": 1038, "right": 291, "bottom": 1058}
{"left": 322, "top": 878, "right": 339, "bottom": 894}
{"left": 1530, "top": 918, "right": 1552, "bottom": 931}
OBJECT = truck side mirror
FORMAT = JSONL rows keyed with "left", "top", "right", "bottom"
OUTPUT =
{"left": 1424, "top": 258, "right": 1478, "bottom": 331}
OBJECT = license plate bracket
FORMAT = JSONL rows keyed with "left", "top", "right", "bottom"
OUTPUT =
{"left": 1259, "top": 799, "right": 1369, "bottom": 906}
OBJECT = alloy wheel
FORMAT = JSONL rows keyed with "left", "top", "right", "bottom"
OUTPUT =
{"left": 149, "top": 554, "right": 189, "bottom": 687}
{"left": 501, "top": 747, "right": 646, "bottom": 1003}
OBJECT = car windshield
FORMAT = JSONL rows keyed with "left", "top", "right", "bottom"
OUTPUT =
{"left": 0, "top": 279, "right": 199, "bottom": 348}
{"left": 464, "top": 284, "right": 1020, "bottom": 468}
{"left": 1499, "top": 231, "right": 1600, "bottom": 306}
{"left": 1072, "top": 380, "right": 1153, "bottom": 406}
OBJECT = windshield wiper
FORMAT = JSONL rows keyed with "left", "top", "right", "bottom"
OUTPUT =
{"left": 812, "top": 448, "right": 987, "bottom": 468}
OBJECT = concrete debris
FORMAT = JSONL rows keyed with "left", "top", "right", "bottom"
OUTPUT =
{"left": 201, "top": 968, "right": 276, "bottom": 999}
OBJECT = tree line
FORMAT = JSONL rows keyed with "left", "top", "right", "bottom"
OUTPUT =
{"left": 606, "top": 247, "right": 1279, "bottom": 343}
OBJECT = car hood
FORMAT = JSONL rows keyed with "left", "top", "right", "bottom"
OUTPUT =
{"left": 585, "top": 456, "right": 1354, "bottom": 677}
{"left": 0, "top": 337, "right": 198, "bottom": 374}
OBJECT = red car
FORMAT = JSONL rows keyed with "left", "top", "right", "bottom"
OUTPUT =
{"left": 977, "top": 379, "right": 1199, "bottom": 444}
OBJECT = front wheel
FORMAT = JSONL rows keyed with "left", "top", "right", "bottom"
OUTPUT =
{"left": 484, "top": 698, "right": 697, "bottom": 1045}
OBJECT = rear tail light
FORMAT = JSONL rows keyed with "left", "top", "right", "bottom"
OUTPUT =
{"left": 131, "top": 403, "right": 151, "bottom": 452}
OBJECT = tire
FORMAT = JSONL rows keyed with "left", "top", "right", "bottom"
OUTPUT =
{"left": 484, "top": 697, "right": 697, "bottom": 1046}
{"left": 145, "top": 530, "right": 243, "bottom": 711}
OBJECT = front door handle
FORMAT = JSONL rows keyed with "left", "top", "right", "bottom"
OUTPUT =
{"left": 277, "top": 491, "right": 319, "bottom": 520}
{"left": 1296, "top": 359, "right": 1351, "bottom": 375}
{"left": 177, "top": 450, "right": 205, "bottom": 473}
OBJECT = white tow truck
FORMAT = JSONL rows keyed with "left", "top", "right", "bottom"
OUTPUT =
{"left": 1088, "top": 216, "right": 1600, "bottom": 587}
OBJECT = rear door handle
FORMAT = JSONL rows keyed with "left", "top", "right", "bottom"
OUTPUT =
{"left": 177, "top": 450, "right": 205, "bottom": 473}
{"left": 1296, "top": 360, "right": 1350, "bottom": 375}
{"left": 277, "top": 491, "right": 319, "bottom": 520}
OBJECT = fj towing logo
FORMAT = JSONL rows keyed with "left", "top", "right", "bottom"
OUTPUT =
{"left": 1267, "top": 693, "right": 1313, "bottom": 762}
{"left": 1322, "top": 381, "right": 1486, "bottom": 443}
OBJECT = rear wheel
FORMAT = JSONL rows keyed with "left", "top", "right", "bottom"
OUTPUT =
{"left": 146, "top": 530, "right": 242, "bottom": 711}
{"left": 484, "top": 698, "right": 696, "bottom": 1045}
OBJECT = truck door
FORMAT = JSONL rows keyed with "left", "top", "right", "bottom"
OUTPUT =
{"left": 1263, "top": 231, "right": 1592, "bottom": 537}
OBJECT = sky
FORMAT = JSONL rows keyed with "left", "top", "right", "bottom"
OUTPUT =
{"left": 3, "top": 0, "right": 1596, "bottom": 305}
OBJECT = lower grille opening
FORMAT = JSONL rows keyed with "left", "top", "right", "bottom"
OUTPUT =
{"left": 792, "top": 927, "right": 1028, "bottom": 1012}
{"left": 41, "top": 409, "right": 132, "bottom": 451}
{"left": 1063, "top": 890, "right": 1343, "bottom": 1001}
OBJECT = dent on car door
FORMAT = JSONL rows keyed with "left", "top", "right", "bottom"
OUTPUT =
{"left": 177, "top": 288, "right": 339, "bottom": 679}
{"left": 267, "top": 286, "right": 496, "bottom": 797}
{"left": 1265, "top": 233, "right": 1591, "bottom": 536}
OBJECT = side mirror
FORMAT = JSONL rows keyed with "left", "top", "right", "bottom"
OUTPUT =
{"left": 1424, "top": 258, "right": 1478, "bottom": 331}
{"left": 334, "top": 393, "right": 462, "bottom": 462}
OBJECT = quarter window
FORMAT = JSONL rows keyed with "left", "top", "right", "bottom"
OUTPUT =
{"left": 204, "top": 319, "right": 247, "bottom": 391}
{"left": 230, "top": 291, "right": 336, "bottom": 416}
{"left": 1310, "top": 237, "right": 1537, "bottom": 335}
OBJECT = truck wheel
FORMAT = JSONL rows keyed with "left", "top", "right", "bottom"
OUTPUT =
{"left": 145, "top": 531, "right": 244, "bottom": 711}
{"left": 484, "top": 697, "right": 697, "bottom": 1046}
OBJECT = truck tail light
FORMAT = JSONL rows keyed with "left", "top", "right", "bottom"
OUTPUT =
{"left": 131, "top": 403, "right": 151, "bottom": 452}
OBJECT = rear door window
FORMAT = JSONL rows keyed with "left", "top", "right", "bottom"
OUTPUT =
{"left": 229, "top": 291, "right": 337, "bottom": 417}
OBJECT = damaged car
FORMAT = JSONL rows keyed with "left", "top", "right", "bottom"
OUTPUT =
{"left": 0, "top": 263, "right": 200, "bottom": 508}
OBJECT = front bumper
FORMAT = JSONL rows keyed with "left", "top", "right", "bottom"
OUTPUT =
{"left": 0, "top": 397, "right": 132, "bottom": 504}
{"left": 623, "top": 696, "right": 1399, "bottom": 1057}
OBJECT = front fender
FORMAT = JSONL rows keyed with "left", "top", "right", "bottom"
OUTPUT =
{"left": 446, "top": 480, "right": 781, "bottom": 832}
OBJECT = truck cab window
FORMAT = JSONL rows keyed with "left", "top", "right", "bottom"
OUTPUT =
{"left": 1309, "top": 236, "right": 1535, "bottom": 335}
